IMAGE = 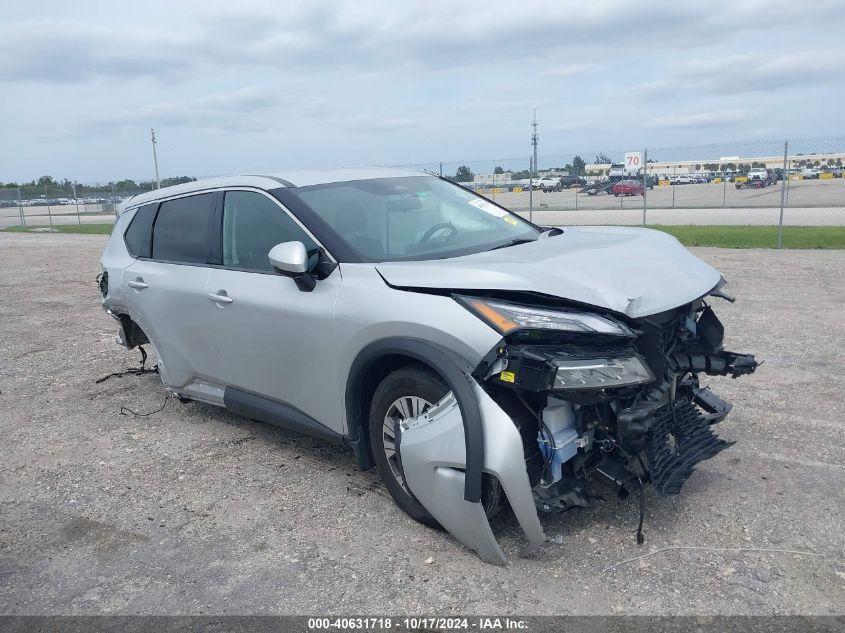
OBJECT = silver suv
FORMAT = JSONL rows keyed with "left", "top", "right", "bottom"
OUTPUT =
{"left": 100, "top": 168, "right": 757, "bottom": 563}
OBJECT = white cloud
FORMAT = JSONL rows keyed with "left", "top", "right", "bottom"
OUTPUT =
{"left": 632, "top": 50, "right": 845, "bottom": 97}
{"left": 4, "top": 1, "right": 841, "bottom": 83}
{"left": 1, "top": 0, "right": 844, "bottom": 181}
{"left": 540, "top": 64, "right": 596, "bottom": 78}
{"left": 644, "top": 109, "right": 752, "bottom": 128}
{"left": 92, "top": 86, "right": 286, "bottom": 132}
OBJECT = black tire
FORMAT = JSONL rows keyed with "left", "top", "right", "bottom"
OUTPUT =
{"left": 369, "top": 365, "right": 446, "bottom": 528}
{"left": 368, "top": 364, "right": 503, "bottom": 528}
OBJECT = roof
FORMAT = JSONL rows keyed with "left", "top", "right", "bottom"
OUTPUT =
{"left": 121, "top": 167, "right": 424, "bottom": 211}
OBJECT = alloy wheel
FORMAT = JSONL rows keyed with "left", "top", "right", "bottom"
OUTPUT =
{"left": 382, "top": 395, "right": 433, "bottom": 492}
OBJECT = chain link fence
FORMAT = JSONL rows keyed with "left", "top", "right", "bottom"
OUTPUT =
{"left": 0, "top": 182, "right": 160, "bottom": 229}
{"left": 392, "top": 136, "right": 845, "bottom": 246}
{"left": 2, "top": 137, "right": 842, "bottom": 246}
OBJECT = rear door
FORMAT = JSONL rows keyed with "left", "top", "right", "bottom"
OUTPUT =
{"left": 203, "top": 189, "right": 342, "bottom": 431}
{"left": 123, "top": 192, "right": 219, "bottom": 388}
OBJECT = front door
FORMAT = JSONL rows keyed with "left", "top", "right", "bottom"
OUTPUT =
{"left": 203, "top": 189, "right": 342, "bottom": 433}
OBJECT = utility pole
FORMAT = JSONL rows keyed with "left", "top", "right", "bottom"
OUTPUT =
{"left": 73, "top": 181, "right": 81, "bottom": 225}
{"left": 44, "top": 184, "right": 53, "bottom": 229}
{"left": 531, "top": 106, "right": 538, "bottom": 177}
{"left": 150, "top": 128, "right": 161, "bottom": 189}
{"left": 641, "top": 148, "right": 648, "bottom": 227}
{"left": 528, "top": 157, "right": 533, "bottom": 221}
{"left": 777, "top": 140, "right": 788, "bottom": 249}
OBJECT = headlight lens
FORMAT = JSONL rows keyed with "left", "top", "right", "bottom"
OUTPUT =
{"left": 457, "top": 296, "right": 634, "bottom": 337}
{"left": 553, "top": 356, "right": 654, "bottom": 390}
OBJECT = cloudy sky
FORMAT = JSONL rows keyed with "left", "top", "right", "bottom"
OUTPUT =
{"left": 1, "top": 0, "right": 843, "bottom": 183}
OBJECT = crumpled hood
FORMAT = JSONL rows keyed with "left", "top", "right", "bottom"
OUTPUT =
{"left": 376, "top": 227, "right": 722, "bottom": 318}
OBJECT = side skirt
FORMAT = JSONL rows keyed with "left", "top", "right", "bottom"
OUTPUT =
{"left": 223, "top": 387, "right": 344, "bottom": 444}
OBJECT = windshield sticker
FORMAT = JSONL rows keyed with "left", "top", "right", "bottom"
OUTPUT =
{"left": 468, "top": 198, "right": 508, "bottom": 218}
{"left": 502, "top": 215, "right": 519, "bottom": 226}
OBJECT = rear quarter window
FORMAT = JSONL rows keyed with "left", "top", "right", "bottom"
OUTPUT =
{"left": 123, "top": 203, "right": 157, "bottom": 258}
{"left": 152, "top": 193, "right": 216, "bottom": 264}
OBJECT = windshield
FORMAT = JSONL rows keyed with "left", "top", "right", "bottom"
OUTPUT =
{"left": 291, "top": 176, "right": 540, "bottom": 262}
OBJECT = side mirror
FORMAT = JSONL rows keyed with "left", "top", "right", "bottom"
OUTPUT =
{"left": 268, "top": 241, "right": 309, "bottom": 275}
{"left": 268, "top": 241, "right": 319, "bottom": 292}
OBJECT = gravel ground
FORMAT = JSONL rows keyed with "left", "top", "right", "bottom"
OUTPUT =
{"left": 0, "top": 232, "right": 843, "bottom": 616}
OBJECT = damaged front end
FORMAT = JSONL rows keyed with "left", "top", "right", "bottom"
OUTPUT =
{"left": 462, "top": 287, "right": 757, "bottom": 546}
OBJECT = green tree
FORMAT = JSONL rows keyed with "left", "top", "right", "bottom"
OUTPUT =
{"left": 493, "top": 166, "right": 504, "bottom": 174}
{"left": 113, "top": 179, "right": 139, "bottom": 192}
{"left": 455, "top": 165, "right": 474, "bottom": 182}
{"left": 160, "top": 176, "right": 197, "bottom": 187}
{"left": 594, "top": 153, "right": 612, "bottom": 164}
{"left": 511, "top": 170, "right": 530, "bottom": 180}
{"left": 571, "top": 156, "right": 586, "bottom": 175}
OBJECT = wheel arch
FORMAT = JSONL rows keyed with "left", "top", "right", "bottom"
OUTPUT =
{"left": 344, "top": 337, "right": 485, "bottom": 503}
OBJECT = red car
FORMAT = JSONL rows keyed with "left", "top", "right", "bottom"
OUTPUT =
{"left": 612, "top": 179, "right": 644, "bottom": 196}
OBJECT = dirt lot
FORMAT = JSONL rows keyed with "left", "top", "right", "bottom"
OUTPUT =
{"left": 0, "top": 232, "right": 843, "bottom": 615}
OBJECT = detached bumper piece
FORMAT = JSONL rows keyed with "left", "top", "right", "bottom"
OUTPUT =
{"left": 668, "top": 350, "right": 759, "bottom": 378}
{"left": 647, "top": 400, "right": 734, "bottom": 494}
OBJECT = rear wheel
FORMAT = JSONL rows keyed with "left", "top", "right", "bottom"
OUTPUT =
{"left": 368, "top": 365, "right": 503, "bottom": 528}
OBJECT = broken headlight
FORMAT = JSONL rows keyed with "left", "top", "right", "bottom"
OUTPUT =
{"left": 456, "top": 296, "right": 634, "bottom": 337}
{"left": 553, "top": 356, "right": 653, "bottom": 390}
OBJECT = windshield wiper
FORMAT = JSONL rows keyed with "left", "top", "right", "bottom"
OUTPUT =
{"left": 488, "top": 238, "right": 537, "bottom": 251}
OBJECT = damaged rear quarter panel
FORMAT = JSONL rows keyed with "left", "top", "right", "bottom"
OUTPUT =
{"left": 99, "top": 209, "right": 138, "bottom": 310}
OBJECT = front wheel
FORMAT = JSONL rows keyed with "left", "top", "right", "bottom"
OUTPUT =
{"left": 368, "top": 365, "right": 502, "bottom": 528}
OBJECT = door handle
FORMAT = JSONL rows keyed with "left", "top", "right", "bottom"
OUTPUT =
{"left": 127, "top": 279, "right": 148, "bottom": 290}
{"left": 207, "top": 291, "right": 233, "bottom": 305}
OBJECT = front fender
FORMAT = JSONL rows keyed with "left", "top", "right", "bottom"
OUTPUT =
{"left": 345, "top": 337, "right": 485, "bottom": 503}
{"left": 400, "top": 380, "right": 545, "bottom": 564}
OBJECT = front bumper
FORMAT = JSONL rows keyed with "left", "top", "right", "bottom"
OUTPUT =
{"left": 399, "top": 302, "right": 758, "bottom": 563}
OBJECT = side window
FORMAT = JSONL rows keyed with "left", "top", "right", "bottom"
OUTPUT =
{"left": 222, "top": 191, "right": 316, "bottom": 272}
{"left": 152, "top": 193, "right": 215, "bottom": 263}
{"left": 124, "top": 203, "right": 157, "bottom": 258}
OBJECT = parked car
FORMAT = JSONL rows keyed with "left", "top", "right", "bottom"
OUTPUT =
{"left": 800, "top": 168, "right": 820, "bottom": 179}
{"left": 612, "top": 179, "right": 645, "bottom": 196}
{"left": 670, "top": 175, "right": 694, "bottom": 185}
{"left": 535, "top": 176, "right": 562, "bottom": 192}
{"left": 100, "top": 169, "right": 757, "bottom": 563}
{"left": 746, "top": 168, "right": 769, "bottom": 183}
{"left": 559, "top": 176, "right": 586, "bottom": 189}
{"left": 608, "top": 163, "right": 626, "bottom": 178}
